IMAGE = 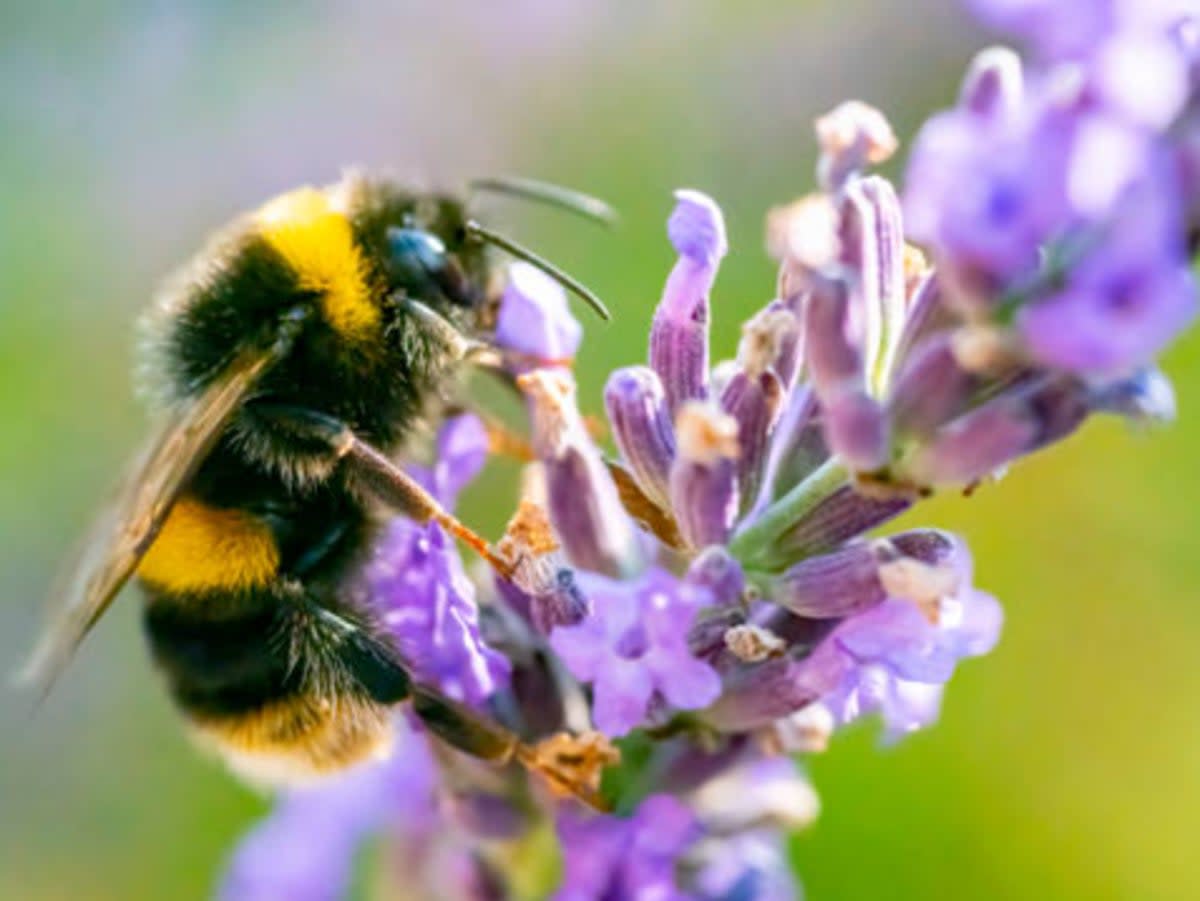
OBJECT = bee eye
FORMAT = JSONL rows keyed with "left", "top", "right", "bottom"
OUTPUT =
{"left": 386, "top": 227, "right": 474, "bottom": 307}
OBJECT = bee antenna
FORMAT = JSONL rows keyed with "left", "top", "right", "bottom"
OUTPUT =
{"left": 464, "top": 220, "right": 612, "bottom": 322}
{"left": 468, "top": 176, "right": 618, "bottom": 229}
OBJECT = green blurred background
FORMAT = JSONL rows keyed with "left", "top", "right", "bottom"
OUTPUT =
{"left": 3, "top": 2, "right": 1199, "bottom": 899}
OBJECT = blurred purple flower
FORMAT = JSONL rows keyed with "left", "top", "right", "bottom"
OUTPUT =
{"left": 353, "top": 415, "right": 509, "bottom": 707}
{"left": 495, "top": 261, "right": 583, "bottom": 364}
{"left": 219, "top": 718, "right": 438, "bottom": 901}
{"left": 1019, "top": 167, "right": 1196, "bottom": 374}
{"left": 904, "top": 86, "right": 1073, "bottom": 308}
{"left": 405, "top": 412, "right": 489, "bottom": 504}
{"left": 690, "top": 830, "right": 798, "bottom": 901}
{"left": 549, "top": 567, "right": 722, "bottom": 736}
{"left": 969, "top": 0, "right": 1194, "bottom": 63}
{"left": 906, "top": 20, "right": 1198, "bottom": 377}
{"left": 553, "top": 794, "right": 700, "bottom": 901}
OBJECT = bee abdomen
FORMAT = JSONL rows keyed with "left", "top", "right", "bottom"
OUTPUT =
{"left": 142, "top": 581, "right": 409, "bottom": 787}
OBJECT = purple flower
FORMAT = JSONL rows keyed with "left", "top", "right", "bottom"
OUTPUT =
{"left": 361, "top": 521, "right": 510, "bottom": 705}
{"left": 686, "top": 757, "right": 812, "bottom": 900}
{"left": 553, "top": 795, "right": 700, "bottom": 901}
{"left": 405, "top": 412, "right": 488, "bottom": 505}
{"left": 772, "top": 530, "right": 966, "bottom": 620}
{"left": 208, "top": 28, "right": 1200, "bottom": 893}
{"left": 494, "top": 261, "right": 583, "bottom": 364}
{"left": 822, "top": 581, "right": 1003, "bottom": 741}
{"left": 352, "top": 415, "right": 509, "bottom": 706}
{"left": 706, "top": 532, "right": 999, "bottom": 740}
{"left": 1019, "top": 166, "right": 1197, "bottom": 375}
{"left": 905, "top": 21, "right": 1198, "bottom": 379}
{"left": 219, "top": 718, "right": 439, "bottom": 901}
{"left": 549, "top": 567, "right": 722, "bottom": 736}
{"left": 969, "top": 0, "right": 1193, "bottom": 63}
{"left": 690, "top": 830, "right": 799, "bottom": 901}
{"left": 904, "top": 89, "right": 1073, "bottom": 308}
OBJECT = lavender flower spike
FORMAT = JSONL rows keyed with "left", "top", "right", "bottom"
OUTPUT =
{"left": 650, "top": 189, "right": 728, "bottom": 416}
{"left": 206, "top": 16, "right": 1200, "bottom": 898}
{"left": 670, "top": 401, "right": 741, "bottom": 550}
{"left": 520, "top": 368, "right": 642, "bottom": 576}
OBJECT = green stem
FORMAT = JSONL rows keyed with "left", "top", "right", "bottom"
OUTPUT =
{"left": 728, "top": 457, "right": 849, "bottom": 566}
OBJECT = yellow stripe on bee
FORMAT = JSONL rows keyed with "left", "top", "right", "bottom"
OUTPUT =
{"left": 137, "top": 497, "right": 280, "bottom": 592}
{"left": 257, "top": 187, "right": 379, "bottom": 338}
{"left": 189, "top": 694, "right": 393, "bottom": 788}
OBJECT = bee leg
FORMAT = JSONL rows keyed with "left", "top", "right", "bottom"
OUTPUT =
{"left": 249, "top": 404, "right": 514, "bottom": 578}
{"left": 409, "top": 682, "right": 612, "bottom": 811}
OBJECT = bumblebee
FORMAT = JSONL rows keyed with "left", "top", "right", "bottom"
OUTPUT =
{"left": 23, "top": 172, "right": 611, "bottom": 799}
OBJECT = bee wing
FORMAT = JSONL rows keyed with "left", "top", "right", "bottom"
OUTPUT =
{"left": 20, "top": 344, "right": 282, "bottom": 700}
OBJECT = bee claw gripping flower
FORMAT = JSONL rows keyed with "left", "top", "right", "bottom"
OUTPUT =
{"left": 223, "top": 4, "right": 1199, "bottom": 896}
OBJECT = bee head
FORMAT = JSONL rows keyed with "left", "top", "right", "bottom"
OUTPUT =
{"left": 383, "top": 196, "right": 487, "bottom": 311}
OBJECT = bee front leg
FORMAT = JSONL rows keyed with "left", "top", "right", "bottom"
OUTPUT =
{"left": 249, "top": 403, "right": 513, "bottom": 577}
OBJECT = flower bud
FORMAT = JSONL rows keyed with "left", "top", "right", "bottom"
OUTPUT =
{"left": 520, "top": 370, "right": 641, "bottom": 575}
{"left": 816, "top": 100, "right": 899, "bottom": 192}
{"left": 670, "top": 402, "right": 741, "bottom": 549}
{"left": 888, "top": 334, "right": 977, "bottom": 437}
{"left": 1090, "top": 367, "right": 1177, "bottom": 425}
{"left": 771, "top": 529, "right": 962, "bottom": 619}
{"left": 903, "top": 377, "right": 1089, "bottom": 486}
{"left": 959, "top": 46, "right": 1023, "bottom": 120}
{"left": 839, "top": 176, "right": 906, "bottom": 390}
{"left": 720, "top": 369, "right": 783, "bottom": 509}
{"left": 650, "top": 190, "right": 727, "bottom": 415}
{"left": 604, "top": 366, "right": 676, "bottom": 509}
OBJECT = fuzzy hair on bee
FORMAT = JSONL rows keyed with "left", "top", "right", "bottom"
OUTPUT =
{"left": 22, "top": 171, "right": 614, "bottom": 804}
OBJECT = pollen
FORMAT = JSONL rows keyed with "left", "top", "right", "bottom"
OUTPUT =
{"left": 137, "top": 497, "right": 280, "bottom": 592}
{"left": 257, "top": 186, "right": 379, "bottom": 339}
{"left": 674, "top": 401, "right": 741, "bottom": 464}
